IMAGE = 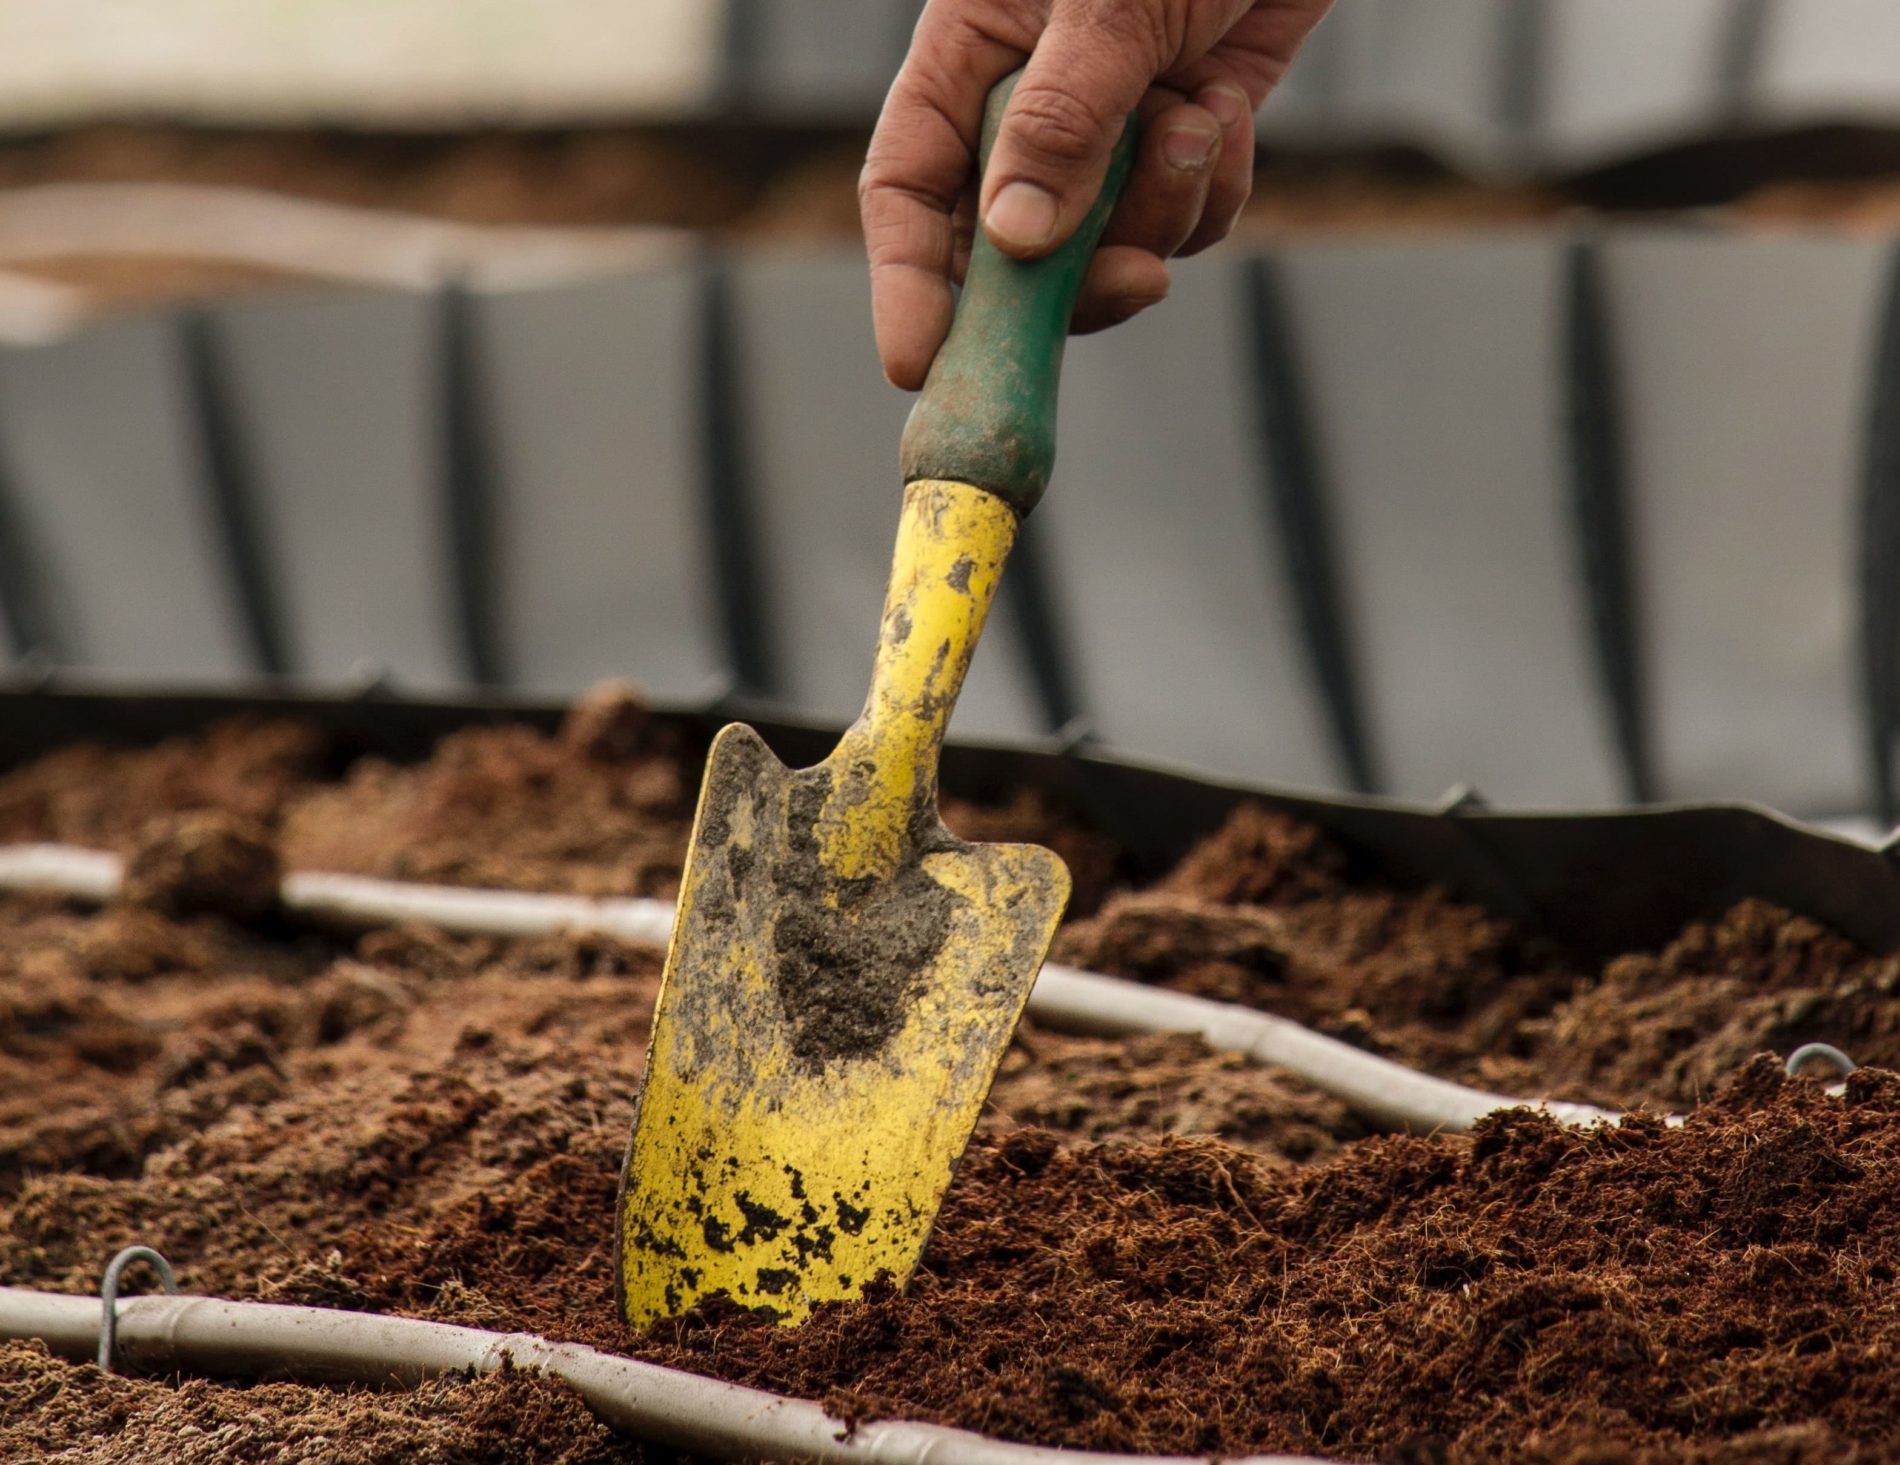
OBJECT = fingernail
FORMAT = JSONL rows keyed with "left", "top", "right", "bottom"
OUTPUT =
{"left": 1163, "top": 124, "right": 1219, "bottom": 172}
{"left": 1203, "top": 83, "right": 1249, "bottom": 131}
{"left": 986, "top": 181, "right": 1059, "bottom": 251}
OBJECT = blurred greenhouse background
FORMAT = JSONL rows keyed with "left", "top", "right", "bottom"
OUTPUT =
{"left": 4, "top": 0, "right": 1900, "bottom": 825}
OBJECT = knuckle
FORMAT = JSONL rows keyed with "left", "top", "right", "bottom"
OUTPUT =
{"left": 858, "top": 125, "right": 965, "bottom": 218}
{"left": 1180, "top": 195, "right": 1243, "bottom": 256}
{"left": 1067, "top": 0, "right": 1175, "bottom": 57}
{"left": 857, "top": 167, "right": 915, "bottom": 236}
{"left": 1006, "top": 83, "right": 1111, "bottom": 168}
{"left": 860, "top": 196, "right": 954, "bottom": 271}
{"left": 862, "top": 208, "right": 916, "bottom": 256}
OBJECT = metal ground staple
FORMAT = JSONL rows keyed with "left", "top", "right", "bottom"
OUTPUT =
{"left": 98, "top": 1245, "right": 177, "bottom": 1374}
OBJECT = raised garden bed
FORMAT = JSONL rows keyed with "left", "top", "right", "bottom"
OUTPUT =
{"left": 3, "top": 686, "right": 1899, "bottom": 1462}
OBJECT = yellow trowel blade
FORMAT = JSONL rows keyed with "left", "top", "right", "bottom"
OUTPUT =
{"left": 616, "top": 721, "right": 1067, "bottom": 1328}
{"left": 612, "top": 56, "right": 1133, "bottom": 1334}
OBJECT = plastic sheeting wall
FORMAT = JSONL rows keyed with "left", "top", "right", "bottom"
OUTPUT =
{"left": 719, "top": 253, "right": 1047, "bottom": 740}
{"left": 725, "top": 0, "right": 1900, "bottom": 173}
{"left": 1278, "top": 237, "right": 1621, "bottom": 809}
{"left": 471, "top": 268, "right": 725, "bottom": 701}
{"left": 0, "top": 0, "right": 725, "bottom": 128}
{"left": 5, "top": 2, "right": 1900, "bottom": 173}
{"left": 0, "top": 231, "right": 1896, "bottom": 823}
{"left": 0, "top": 317, "right": 248, "bottom": 680}
{"left": 201, "top": 290, "right": 460, "bottom": 687}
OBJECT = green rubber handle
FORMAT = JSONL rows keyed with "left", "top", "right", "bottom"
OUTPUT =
{"left": 898, "top": 72, "right": 1139, "bottom": 517}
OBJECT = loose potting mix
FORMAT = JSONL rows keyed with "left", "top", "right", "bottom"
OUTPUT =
{"left": 3, "top": 694, "right": 1899, "bottom": 1462}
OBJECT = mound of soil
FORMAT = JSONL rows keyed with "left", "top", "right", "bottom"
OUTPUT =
{"left": 1516, "top": 900, "right": 1900, "bottom": 1108}
{"left": 4, "top": 703, "right": 1900, "bottom": 1460}
{"left": 1055, "top": 804, "right": 1578, "bottom": 1084}
{"left": 1057, "top": 805, "right": 1900, "bottom": 1114}
{"left": 0, "top": 1338, "right": 635, "bottom": 1464}
{"left": 0, "top": 715, "right": 326, "bottom": 849}
{"left": 640, "top": 1065, "right": 1900, "bottom": 1461}
{"left": 994, "top": 1025, "right": 1364, "bottom": 1163}
{"left": 0, "top": 696, "right": 1123, "bottom": 915}
{"left": 8, "top": 998, "right": 1898, "bottom": 1460}
{"left": 6, "top": 701, "right": 1898, "bottom": 1113}
{"left": 6, "top": 699, "right": 1898, "bottom": 1110}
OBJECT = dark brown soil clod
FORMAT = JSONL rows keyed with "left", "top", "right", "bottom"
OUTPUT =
{"left": 121, "top": 810, "right": 283, "bottom": 922}
{"left": 763, "top": 768, "right": 962, "bottom": 1065}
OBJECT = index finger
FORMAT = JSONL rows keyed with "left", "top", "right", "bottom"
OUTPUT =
{"left": 860, "top": 10, "right": 1028, "bottom": 389}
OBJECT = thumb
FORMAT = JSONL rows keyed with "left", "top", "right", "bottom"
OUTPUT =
{"left": 980, "top": 4, "right": 1161, "bottom": 259}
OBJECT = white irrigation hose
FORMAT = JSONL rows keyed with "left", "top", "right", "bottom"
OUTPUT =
{"left": 0, "top": 1286, "right": 1342, "bottom": 1465}
{"left": 0, "top": 843, "right": 117, "bottom": 900}
{"left": 281, "top": 869, "right": 679, "bottom": 947}
{"left": 0, "top": 842, "right": 1620, "bottom": 1132}
{"left": 0, "top": 183, "right": 687, "bottom": 316}
{"left": 0, "top": 266, "right": 86, "bottom": 342}
{"left": 1028, "top": 963, "right": 1616, "bottom": 1131}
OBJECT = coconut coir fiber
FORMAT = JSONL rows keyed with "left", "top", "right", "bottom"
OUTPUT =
{"left": 5, "top": 898, "right": 1899, "bottom": 1460}
{"left": 6, "top": 702, "right": 1900, "bottom": 1460}
{"left": 641, "top": 1064, "right": 1900, "bottom": 1461}
{"left": 0, "top": 689, "right": 1124, "bottom": 914}
{"left": 0, "top": 701, "right": 1801, "bottom": 1109}
{"left": 10, "top": 1035, "right": 1900, "bottom": 1461}
{"left": 1, "top": 1340, "right": 636, "bottom": 1465}
{"left": 1056, "top": 804, "right": 1900, "bottom": 1114}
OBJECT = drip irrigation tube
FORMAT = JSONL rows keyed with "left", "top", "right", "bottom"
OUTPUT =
{"left": 1026, "top": 964, "right": 1615, "bottom": 1132}
{"left": 0, "top": 842, "right": 1620, "bottom": 1133}
{"left": 0, "top": 266, "right": 84, "bottom": 342}
{"left": 0, "top": 183, "right": 684, "bottom": 296}
{"left": 0, "top": 1286, "right": 1342, "bottom": 1465}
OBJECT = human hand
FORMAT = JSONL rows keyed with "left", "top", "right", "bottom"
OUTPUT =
{"left": 861, "top": 0, "right": 1333, "bottom": 388}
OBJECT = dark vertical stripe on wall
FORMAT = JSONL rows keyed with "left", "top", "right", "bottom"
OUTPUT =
{"left": 1562, "top": 240, "right": 1655, "bottom": 805}
{"left": 0, "top": 408, "right": 64, "bottom": 665}
{"left": 998, "top": 514, "right": 1085, "bottom": 735}
{"left": 699, "top": 256, "right": 779, "bottom": 700}
{"left": 438, "top": 281, "right": 508, "bottom": 687}
{"left": 1857, "top": 241, "right": 1900, "bottom": 825}
{"left": 1497, "top": 0, "right": 1550, "bottom": 142}
{"left": 1242, "top": 254, "right": 1381, "bottom": 796}
{"left": 178, "top": 311, "right": 292, "bottom": 677}
{"left": 1716, "top": 0, "right": 1776, "bottom": 118}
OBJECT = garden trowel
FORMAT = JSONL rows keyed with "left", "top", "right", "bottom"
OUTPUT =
{"left": 617, "top": 73, "right": 1135, "bottom": 1329}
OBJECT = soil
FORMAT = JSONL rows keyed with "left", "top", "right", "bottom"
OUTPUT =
{"left": 4, "top": 700, "right": 1900, "bottom": 1460}
{"left": 1055, "top": 805, "right": 1900, "bottom": 1114}
{"left": 1, "top": 1340, "right": 639, "bottom": 1465}
{"left": 0, "top": 692, "right": 1124, "bottom": 915}
{"left": 0, "top": 126, "right": 802, "bottom": 233}
{"left": 2, "top": 700, "right": 1895, "bottom": 1113}
{"left": 1054, "top": 805, "right": 1582, "bottom": 1094}
{"left": 121, "top": 811, "right": 283, "bottom": 921}
{"left": 638, "top": 1070, "right": 1900, "bottom": 1461}
{"left": 6, "top": 122, "right": 1900, "bottom": 241}
{"left": 9, "top": 123, "right": 1900, "bottom": 317}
